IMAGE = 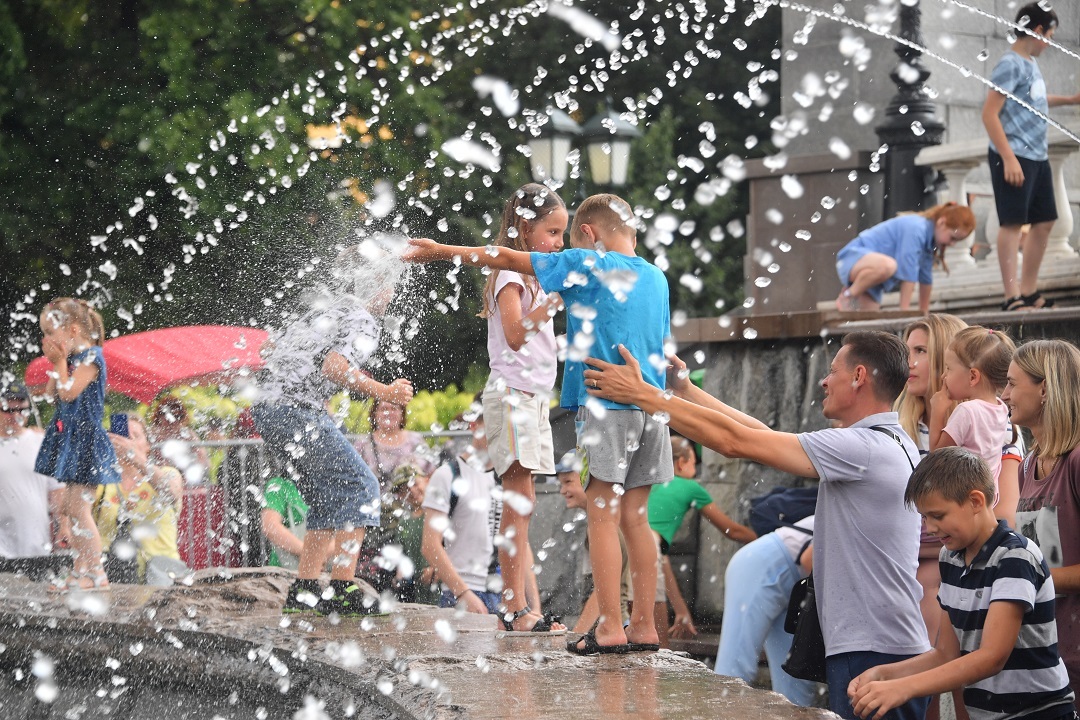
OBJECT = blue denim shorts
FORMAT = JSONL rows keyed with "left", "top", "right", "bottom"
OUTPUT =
{"left": 252, "top": 402, "right": 380, "bottom": 531}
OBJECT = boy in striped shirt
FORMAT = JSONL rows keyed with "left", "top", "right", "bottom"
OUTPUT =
{"left": 848, "top": 447, "right": 1075, "bottom": 720}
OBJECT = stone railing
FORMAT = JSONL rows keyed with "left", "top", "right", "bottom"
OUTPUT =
{"left": 910, "top": 122, "right": 1080, "bottom": 310}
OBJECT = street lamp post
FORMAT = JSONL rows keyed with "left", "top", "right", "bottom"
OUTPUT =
{"left": 525, "top": 100, "right": 641, "bottom": 206}
{"left": 874, "top": 0, "right": 945, "bottom": 216}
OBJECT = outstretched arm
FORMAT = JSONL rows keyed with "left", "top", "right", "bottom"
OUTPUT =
{"left": 404, "top": 238, "right": 536, "bottom": 276}
{"left": 664, "top": 556, "right": 698, "bottom": 639}
{"left": 322, "top": 351, "right": 414, "bottom": 405}
{"left": 585, "top": 347, "right": 817, "bottom": 478}
{"left": 665, "top": 355, "right": 770, "bottom": 431}
{"left": 699, "top": 502, "right": 757, "bottom": 544}
{"left": 420, "top": 510, "right": 489, "bottom": 614}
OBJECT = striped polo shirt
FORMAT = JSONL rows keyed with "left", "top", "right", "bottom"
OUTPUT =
{"left": 939, "top": 520, "right": 1075, "bottom": 720}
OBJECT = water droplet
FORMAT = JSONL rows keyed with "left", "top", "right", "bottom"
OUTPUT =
{"left": 780, "top": 175, "right": 804, "bottom": 199}
{"left": 742, "top": 327, "right": 759, "bottom": 340}
{"left": 754, "top": 277, "right": 771, "bottom": 288}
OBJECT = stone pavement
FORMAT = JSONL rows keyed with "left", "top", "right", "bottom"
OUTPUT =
{"left": 0, "top": 568, "right": 836, "bottom": 719}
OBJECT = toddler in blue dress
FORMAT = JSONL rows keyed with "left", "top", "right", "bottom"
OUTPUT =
{"left": 35, "top": 298, "right": 119, "bottom": 591}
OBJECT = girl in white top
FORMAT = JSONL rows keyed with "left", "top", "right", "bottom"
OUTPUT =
{"left": 480, "top": 183, "right": 567, "bottom": 633}
{"left": 929, "top": 326, "right": 1017, "bottom": 511}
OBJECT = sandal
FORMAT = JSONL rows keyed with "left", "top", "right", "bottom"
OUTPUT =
{"left": 497, "top": 605, "right": 567, "bottom": 636}
{"left": 566, "top": 629, "right": 630, "bottom": 656}
{"left": 626, "top": 641, "right": 661, "bottom": 652}
{"left": 1001, "top": 296, "right": 1025, "bottom": 312}
{"left": 1021, "top": 292, "right": 1054, "bottom": 309}
{"left": 48, "top": 568, "right": 109, "bottom": 593}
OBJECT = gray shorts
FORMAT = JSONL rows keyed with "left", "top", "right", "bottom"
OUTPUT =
{"left": 575, "top": 406, "right": 673, "bottom": 491}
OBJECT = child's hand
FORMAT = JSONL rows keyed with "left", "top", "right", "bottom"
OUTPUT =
{"left": 460, "top": 589, "right": 490, "bottom": 615}
{"left": 850, "top": 679, "right": 909, "bottom": 720}
{"left": 930, "top": 377, "right": 952, "bottom": 412}
{"left": 402, "top": 238, "right": 444, "bottom": 263}
{"left": 382, "top": 378, "right": 414, "bottom": 405}
{"left": 665, "top": 354, "right": 692, "bottom": 395}
{"left": 669, "top": 612, "right": 698, "bottom": 639}
{"left": 1003, "top": 156, "right": 1024, "bottom": 187}
{"left": 43, "top": 336, "right": 68, "bottom": 364}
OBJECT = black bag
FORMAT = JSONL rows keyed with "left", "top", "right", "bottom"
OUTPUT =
{"left": 748, "top": 485, "right": 818, "bottom": 537}
{"left": 781, "top": 574, "right": 827, "bottom": 683}
{"left": 102, "top": 519, "right": 140, "bottom": 585}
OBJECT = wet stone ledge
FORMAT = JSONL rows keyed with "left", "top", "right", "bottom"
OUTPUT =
{"left": 0, "top": 570, "right": 837, "bottom": 719}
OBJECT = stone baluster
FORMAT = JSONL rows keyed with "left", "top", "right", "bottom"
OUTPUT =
{"left": 1047, "top": 142, "right": 1078, "bottom": 258}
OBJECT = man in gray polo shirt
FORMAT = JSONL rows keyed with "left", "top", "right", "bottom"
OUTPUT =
{"left": 583, "top": 330, "right": 929, "bottom": 720}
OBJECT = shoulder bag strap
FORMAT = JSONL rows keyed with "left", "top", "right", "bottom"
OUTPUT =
{"left": 869, "top": 425, "right": 917, "bottom": 472}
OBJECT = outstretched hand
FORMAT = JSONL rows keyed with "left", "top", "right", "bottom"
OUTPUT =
{"left": 583, "top": 345, "right": 648, "bottom": 406}
{"left": 666, "top": 353, "right": 692, "bottom": 396}
{"left": 383, "top": 378, "right": 415, "bottom": 406}
{"left": 402, "top": 238, "right": 444, "bottom": 264}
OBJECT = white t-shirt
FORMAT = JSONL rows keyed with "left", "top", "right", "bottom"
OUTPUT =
{"left": 486, "top": 271, "right": 557, "bottom": 394}
{"left": 0, "top": 431, "right": 61, "bottom": 558}
{"left": 422, "top": 456, "right": 500, "bottom": 593}
{"left": 775, "top": 515, "right": 815, "bottom": 562}
{"left": 259, "top": 293, "right": 381, "bottom": 408}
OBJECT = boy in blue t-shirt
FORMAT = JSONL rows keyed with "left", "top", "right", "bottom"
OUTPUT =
{"left": 849, "top": 447, "right": 1074, "bottom": 720}
{"left": 983, "top": 2, "right": 1080, "bottom": 312}
{"left": 405, "top": 193, "right": 673, "bottom": 654}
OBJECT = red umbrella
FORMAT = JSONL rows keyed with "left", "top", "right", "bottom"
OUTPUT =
{"left": 25, "top": 325, "right": 268, "bottom": 404}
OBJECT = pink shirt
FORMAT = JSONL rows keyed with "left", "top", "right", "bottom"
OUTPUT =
{"left": 485, "top": 271, "right": 557, "bottom": 394}
{"left": 943, "top": 398, "right": 1010, "bottom": 503}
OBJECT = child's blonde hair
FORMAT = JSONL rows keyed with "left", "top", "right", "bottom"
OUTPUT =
{"left": 913, "top": 202, "right": 976, "bottom": 274}
{"left": 570, "top": 193, "right": 635, "bottom": 246}
{"left": 41, "top": 297, "right": 105, "bottom": 346}
{"left": 480, "top": 183, "right": 565, "bottom": 318}
{"left": 895, "top": 313, "right": 969, "bottom": 442}
{"left": 949, "top": 326, "right": 1015, "bottom": 392}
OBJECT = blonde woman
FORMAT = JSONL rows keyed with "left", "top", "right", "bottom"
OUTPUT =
{"left": 1006, "top": 339, "right": 1080, "bottom": 695}
{"left": 894, "top": 314, "right": 1021, "bottom": 720}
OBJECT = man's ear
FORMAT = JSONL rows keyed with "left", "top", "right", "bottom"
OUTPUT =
{"left": 851, "top": 363, "right": 868, "bottom": 388}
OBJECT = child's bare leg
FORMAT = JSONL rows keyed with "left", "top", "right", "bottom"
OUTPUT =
{"left": 524, "top": 544, "right": 542, "bottom": 613}
{"left": 328, "top": 528, "right": 366, "bottom": 581}
{"left": 573, "top": 478, "right": 628, "bottom": 649}
{"left": 499, "top": 462, "right": 537, "bottom": 626}
{"left": 297, "top": 529, "right": 336, "bottom": 580}
{"left": 620, "top": 485, "right": 659, "bottom": 645}
{"left": 1019, "top": 220, "right": 1053, "bottom": 297}
{"left": 65, "top": 485, "right": 104, "bottom": 576}
{"left": 996, "top": 224, "right": 1025, "bottom": 300}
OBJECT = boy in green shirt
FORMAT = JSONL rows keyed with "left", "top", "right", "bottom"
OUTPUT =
{"left": 262, "top": 476, "right": 308, "bottom": 570}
